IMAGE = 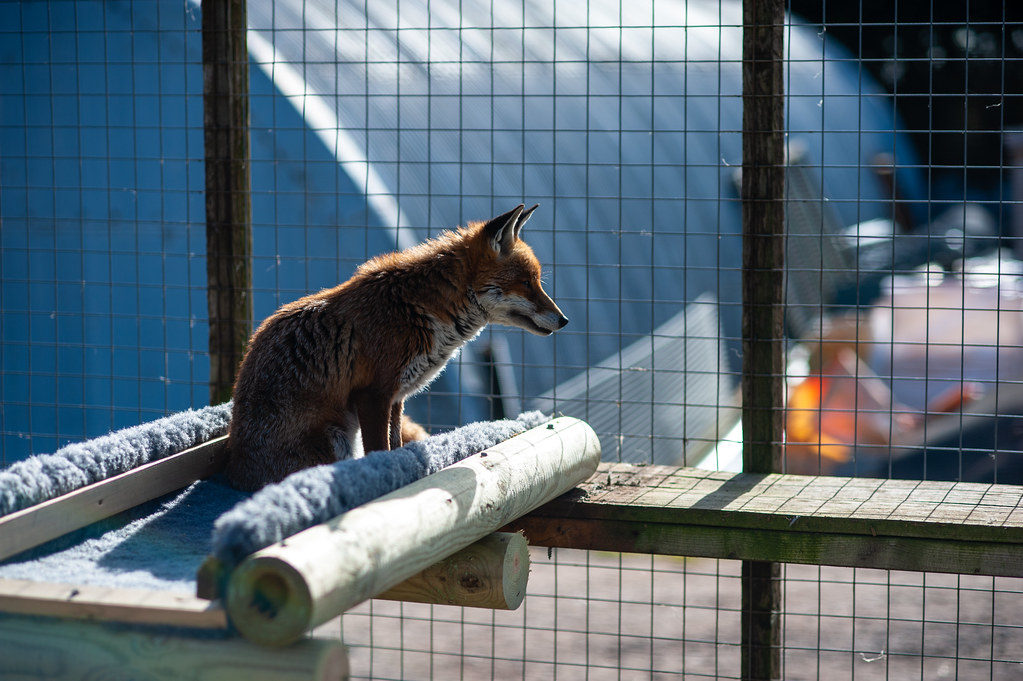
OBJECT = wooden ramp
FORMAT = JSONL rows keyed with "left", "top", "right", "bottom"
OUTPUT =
{"left": 507, "top": 463, "right": 1023, "bottom": 578}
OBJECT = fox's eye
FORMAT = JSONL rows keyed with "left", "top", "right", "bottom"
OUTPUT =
{"left": 522, "top": 279, "right": 533, "bottom": 290}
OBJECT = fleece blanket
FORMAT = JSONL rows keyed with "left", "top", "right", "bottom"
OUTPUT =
{"left": 0, "top": 411, "right": 549, "bottom": 594}
{"left": 0, "top": 403, "right": 233, "bottom": 516}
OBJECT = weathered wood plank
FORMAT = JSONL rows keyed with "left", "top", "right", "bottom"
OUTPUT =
{"left": 0, "top": 436, "right": 228, "bottom": 563}
{"left": 506, "top": 463, "right": 1023, "bottom": 577}
{"left": 510, "top": 514, "right": 1023, "bottom": 578}
{"left": 0, "top": 578, "right": 227, "bottom": 629}
{"left": 530, "top": 464, "right": 1023, "bottom": 540}
{"left": 0, "top": 614, "right": 347, "bottom": 681}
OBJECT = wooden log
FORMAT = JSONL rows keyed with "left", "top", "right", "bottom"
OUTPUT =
{"left": 0, "top": 578, "right": 228, "bottom": 630}
{"left": 376, "top": 531, "right": 529, "bottom": 609}
{"left": 0, "top": 614, "right": 347, "bottom": 681}
{"left": 225, "top": 417, "right": 600, "bottom": 647}
{"left": 0, "top": 436, "right": 228, "bottom": 563}
{"left": 200, "top": 532, "right": 529, "bottom": 610}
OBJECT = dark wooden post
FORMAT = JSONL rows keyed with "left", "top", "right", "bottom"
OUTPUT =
{"left": 740, "top": 0, "right": 786, "bottom": 678}
{"left": 203, "top": 0, "right": 252, "bottom": 405}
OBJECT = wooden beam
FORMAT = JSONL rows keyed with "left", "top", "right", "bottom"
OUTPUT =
{"left": 225, "top": 417, "right": 601, "bottom": 647}
{"left": 505, "top": 463, "right": 1023, "bottom": 577}
{"left": 0, "top": 614, "right": 347, "bottom": 681}
{"left": 510, "top": 515, "right": 1023, "bottom": 577}
{"left": 740, "top": 0, "right": 787, "bottom": 671}
{"left": 741, "top": 0, "right": 786, "bottom": 472}
{"left": 0, "top": 436, "right": 228, "bottom": 563}
{"left": 203, "top": 0, "right": 253, "bottom": 405}
{"left": 0, "top": 578, "right": 227, "bottom": 630}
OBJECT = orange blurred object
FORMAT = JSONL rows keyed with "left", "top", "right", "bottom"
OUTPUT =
{"left": 785, "top": 348, "right": 918, "bottom": 475}
{"left": 785, "top": 346, "right": 982, "bottom": 475}
{"left": 784, "top": 271, "right": 1021, "bottom": 476}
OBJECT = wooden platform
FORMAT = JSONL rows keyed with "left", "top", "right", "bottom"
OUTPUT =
{"left": 507, "top": 463, "right": 1023, "bottom": 577}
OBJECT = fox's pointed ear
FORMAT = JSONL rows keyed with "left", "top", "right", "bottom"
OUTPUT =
{"left": 484, "top": 204, "right": 524, "bottom": 256}
{"left": 513, "top": 203, "right": 539, "bottom": 241}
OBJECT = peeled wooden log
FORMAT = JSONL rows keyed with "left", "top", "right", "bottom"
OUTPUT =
{"left": 376, "top": 531, "right": 529, "bottom": 609}
{"left": 199, "top": 531, "right": 529, "bottom": 610}
{"left": 226, "top": 417, "right": 600, "bottom": 647}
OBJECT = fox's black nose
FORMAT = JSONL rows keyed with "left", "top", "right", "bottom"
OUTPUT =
{"left": 557, "top": 314, "right": 569, "bottom": 329}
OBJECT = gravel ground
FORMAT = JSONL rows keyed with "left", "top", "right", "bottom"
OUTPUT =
{"left": 318, "top": 549, "right": 1023, "bottom": 680}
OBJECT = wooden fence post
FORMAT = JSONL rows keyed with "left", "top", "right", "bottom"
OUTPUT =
{"left": 741, "top": 0, "right": 786, "bottom": 678}
{"left": 203, "top": 0, "right": 252, "bottom": 405}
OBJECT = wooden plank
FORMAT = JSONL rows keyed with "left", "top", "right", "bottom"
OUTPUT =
{"left": 510, "top": 514, "right": 1023, "bottom": 577}
{"left": 0, "top": 614, "right": 347, "bottom": 681}
{"left": 0, "top": 578, "right": 227, "bottom": 629}
{"left": 524, "top": 463, "right": 1023, "bottom": 542}
{"left": 0, "top": 436, "right": 228, "bottom": 563}
{"left": 505, "top": 463, "right": 1023, "bottom": 577}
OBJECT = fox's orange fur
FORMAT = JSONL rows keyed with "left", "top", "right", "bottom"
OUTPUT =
{"left": 225, "top": 204, "right": 567, "bottom": 491}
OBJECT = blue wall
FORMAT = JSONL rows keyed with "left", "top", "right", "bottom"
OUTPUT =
{"left": 0, "top": 0, "right": 922, "bottom": 463}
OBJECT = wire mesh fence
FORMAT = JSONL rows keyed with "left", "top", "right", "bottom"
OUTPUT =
{"left": 335, "top": 550, "right": 743, "bottom": 681}
{"left": 1, "top": 0, "right": 211, "bottom": 459}
{"left": 2, "top": 0, "right": 1022, "bottom": 678}
{"left": 332, "top": 551, "right": 1023, "bottom": 680}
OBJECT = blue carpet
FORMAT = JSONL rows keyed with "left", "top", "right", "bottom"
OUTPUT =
{"left": 0, "top": 411, "right": 548, "bottom": 593}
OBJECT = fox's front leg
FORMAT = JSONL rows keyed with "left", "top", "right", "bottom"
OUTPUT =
{"left": 355, "top": 390, "right": 392, "bottom": 453}
{"left": 388, "top": 401, "right": 404, "bottom": 450}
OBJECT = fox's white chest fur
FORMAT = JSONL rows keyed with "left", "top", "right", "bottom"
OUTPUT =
{"left": 398, "top": 309, "right": 487, "bottom": 399}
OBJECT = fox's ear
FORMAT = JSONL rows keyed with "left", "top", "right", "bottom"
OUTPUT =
{"left": 513, "top": 203, "right": 539, "bottom": 241}
{"left": 484, "top": 204, "right": 524, "bottom": 256}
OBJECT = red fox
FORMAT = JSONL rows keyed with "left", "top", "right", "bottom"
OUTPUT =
{"left": 225, "top": 204, "right": 568, "bottom": 491}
